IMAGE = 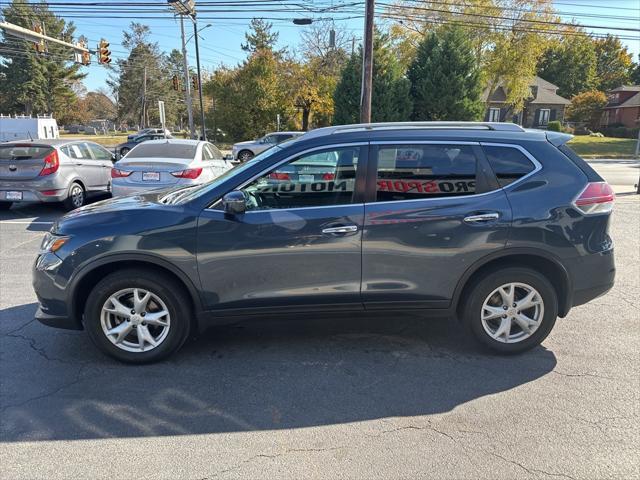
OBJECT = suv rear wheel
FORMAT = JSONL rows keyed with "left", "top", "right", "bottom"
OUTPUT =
{"left": 463, "top": 267, "right": 558, "bottom": 354}
{"left": 84, "top": 269, "right": 191, "bottom": 363}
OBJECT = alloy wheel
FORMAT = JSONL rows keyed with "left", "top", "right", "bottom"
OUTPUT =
{"left": 100, "top": 288, "right": 171, "bottom": 353}
{"left": 70, "top": 184, "right": 84, "bottom": 208}
{"left": 480, "top": 282, "right": 544, "bottom": 344}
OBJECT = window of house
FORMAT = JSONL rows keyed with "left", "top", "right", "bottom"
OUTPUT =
{"left": 539, "top": 109, "right": 551, "bottom": 126}
{"left": 374, "top": 144, "right": 477, "bottom": 202}
{"left": 483, "top": 145, "right": 535, "bottom": 187}
{"left": 240, "top": 146, "right": 360, "bottom": 210}
{"left": 489, "top": 108, "right": 501, "bottom": 122}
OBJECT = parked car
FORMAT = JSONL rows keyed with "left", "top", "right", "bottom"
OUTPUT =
{"left": 232, "top": 131, "right": 303, "bottom": 162}
{"left": 127, "top": 128, "right": 171, "bottom": 141}
{"left": 33, "top": 121, "right": 615, "bottom": 363}
{"left": 111, "top": 139, "right": 232, "bottom": 197}
{"left": 1, "top": 140, "right": 115, "bottom": 210}
{"left": 116, "top": 133, "right": 172, "bottom": 158}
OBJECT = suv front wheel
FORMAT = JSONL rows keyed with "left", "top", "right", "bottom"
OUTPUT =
{"left": 84, "top": 269, "right": 191, "bottom": 363}
{"left": 463, "top": 267, "right": 558, "bottom": 354}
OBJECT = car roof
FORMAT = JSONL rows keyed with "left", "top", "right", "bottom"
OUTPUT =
{"left": 1, "top": 139, "right": 101, "bottom": 147}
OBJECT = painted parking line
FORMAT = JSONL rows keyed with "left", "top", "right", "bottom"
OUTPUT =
{"left": 0, "top": 221, "right": 54, "bottom": 225}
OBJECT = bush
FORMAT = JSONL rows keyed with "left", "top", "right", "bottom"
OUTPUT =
{"left": 598, "top": 126, "right": 640, "bottom": 138}
{"left": 547, "top": 120, "right": 562, "bottom": 132}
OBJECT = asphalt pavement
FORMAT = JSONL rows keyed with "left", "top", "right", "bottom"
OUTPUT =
{"left": 0, "top": 162, "right": 638, "bottom": 479}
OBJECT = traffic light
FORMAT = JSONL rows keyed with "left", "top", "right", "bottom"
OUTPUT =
{"left": 32, "top": 23, "right": 46, "bottom": 54}
{"left": 172, "top": 75, "right": 180, "bottom": 91}
{"left": 98, "top": 39, "right": 111, "bottom": 65}
{"left": 191, "top": 74, "right": 199, "bottom": 90}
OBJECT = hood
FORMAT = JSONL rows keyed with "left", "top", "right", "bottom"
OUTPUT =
{"left": 233, "top": 140, "right": 257, "bottom": 148}
{"left": 52, "top": 192, "right": 176, "bottom": 235}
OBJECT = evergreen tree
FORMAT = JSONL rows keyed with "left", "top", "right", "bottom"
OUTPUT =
{"left": 333, "top": 33, "right": 412, "bottom": 125}
{"left": 241, "top": 19, "right": 280, "bottom": 54}
{"left": 407, "top": 26, "right": 484, "bottom": 122}
{"left": 0, "top": 0, "right": 85, "bottom": 117}
{"left": 537, "top": 31, "right": 597, "bottom": 98}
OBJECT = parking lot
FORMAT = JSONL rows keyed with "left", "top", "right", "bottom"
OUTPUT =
{"left": 0, "top": 160, "right": 638, "bottom": 479}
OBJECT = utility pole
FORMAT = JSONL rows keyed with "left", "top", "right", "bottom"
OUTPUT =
{"left": 192, "top": 15, "right": 207, "bottom": 141}
{"left": 180, "top": 15, "right": 195, "bottom": 139}
{"left": 360, "top": 0, "right": 374, "bottom": 124}
{"left": 141, "top": 66, "right": 147, "bottom": 129}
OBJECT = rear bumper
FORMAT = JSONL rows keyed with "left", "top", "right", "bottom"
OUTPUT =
{"left": 567, "top": 248, "right": 615, "bottom": 309}
{"left": 1, "top": 188, "right": 67, "bottom": 202}
{"left": 112, "top": 183, "right": 179, "bottom": 197}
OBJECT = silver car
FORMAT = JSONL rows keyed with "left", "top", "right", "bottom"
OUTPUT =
{"left": 0, "top": 140, "right": 115, "bottom": 211}
{"left": 232, "top": 131, "right": 303, "bottom": 162}
{"left": 111, "top": 139, "right": 233, "bottom": 197}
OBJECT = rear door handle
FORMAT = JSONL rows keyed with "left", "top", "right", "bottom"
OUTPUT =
{"left": 322, "top": 225, "right": 358, "bottom": 235}
{"left": 464, "top": 212, "right": 500, "bottom": 224}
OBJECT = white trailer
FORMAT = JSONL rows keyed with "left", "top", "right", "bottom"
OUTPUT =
{"left": 0, "top": 115, "right": 60, "bottom": 142}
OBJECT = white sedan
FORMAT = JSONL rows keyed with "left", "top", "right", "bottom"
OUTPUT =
{"left": 111, "top": 139, "right": 233, "bottom": 197}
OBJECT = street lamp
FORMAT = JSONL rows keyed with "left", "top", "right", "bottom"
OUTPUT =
{"left": 186, "top": 23, "right": 211, "bottom": 44}
{"left": 168, "top": 0, "right": 207, "bottom": 141}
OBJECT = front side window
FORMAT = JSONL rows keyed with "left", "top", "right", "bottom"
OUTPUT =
{"left": 375, "top": 144, "right": 477, "bottom": 202}
{"left": 483, "top": 145, "right": 535, "bottom": 187}
{"left": 240, "top": 146, "right": 360, "bottom": 211}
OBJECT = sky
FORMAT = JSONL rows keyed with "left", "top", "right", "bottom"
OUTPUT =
{"left": 2, "top": 0, "right": 639, "bottom": 92}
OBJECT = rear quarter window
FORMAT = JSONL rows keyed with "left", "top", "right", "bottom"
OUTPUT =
{"left": 483, "top": 146, "right": 536, "bottom": 187}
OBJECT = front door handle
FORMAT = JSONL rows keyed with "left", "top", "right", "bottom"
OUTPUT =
{"left": 464, "top": 212, "right": 500, "bottom": 224}
{"left": 322, "top": 225, "right": 358, "bottom": 235}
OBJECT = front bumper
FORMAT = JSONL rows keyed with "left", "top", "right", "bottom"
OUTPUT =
{"left": 32, "top": 252, "right": 82, "bottom": 330}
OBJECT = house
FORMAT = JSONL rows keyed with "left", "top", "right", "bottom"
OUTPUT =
{"left": 482, "top": 76, "right": 570, "bottom": 128}
{"left": 601, "top": 86, "right": 640, "bottom": 128}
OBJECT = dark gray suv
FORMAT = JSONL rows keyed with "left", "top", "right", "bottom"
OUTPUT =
{"left": 33, "top": 122, "right": 615, "bottom": 363}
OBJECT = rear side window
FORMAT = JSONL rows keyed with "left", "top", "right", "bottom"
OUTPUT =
{"left": 375, "top": 144, "right": 477, "bottom": 202}
{"left": 483, "top": 146, "right": 535, "bottom": 187}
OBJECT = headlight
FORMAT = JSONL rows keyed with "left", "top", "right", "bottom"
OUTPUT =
{"left": 40, "top": 233, "right": 70, "bottom": 254}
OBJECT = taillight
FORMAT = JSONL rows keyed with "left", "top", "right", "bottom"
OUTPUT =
{"left": 39, "top": 150, "right": 59, "bottom": 176}
{"left": 269, "top": 172, "right": 290, "bottom": 180}
{"left": 574, "top": 182, "right": 615, "bottom": 214}
{"left": 322, "top": 172, "right": 335, "bottom": 181}
{"left": 111, "top": 168, "right": 132, "bottom": 178}
{"left": 171, "top": 168, "right": 202, "bottom": 179}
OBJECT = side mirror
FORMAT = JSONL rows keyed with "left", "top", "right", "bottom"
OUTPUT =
{"left": 222, "top": 190, "right": 246, "bottom": 215}
{"left": 111, "top": 153, "right": 117, "bottom": 163}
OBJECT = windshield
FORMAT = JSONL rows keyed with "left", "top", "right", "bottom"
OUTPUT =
{"left": 160, "top": 145, "right": 284, "bottom": 205}
{"left": 127, "top": 142, "right": 196, "bottom": 159}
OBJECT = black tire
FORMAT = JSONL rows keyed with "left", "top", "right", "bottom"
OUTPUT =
{"left": 84, "top": 269, "right": 191, "bottom": 363}
{"left": 237, "top": 150, "right": 254, "bottom": 162}
{"left": 120, "top": 147, "right": 130, "bottom": 157}
{"left": 0, "top": 202, "right": 12, "bottom": 210}
{"left": 63, "top": 182, "right": 85, "bottom": 211}
{"left": 462, "top": 267, "right": 558, "bottom": 354}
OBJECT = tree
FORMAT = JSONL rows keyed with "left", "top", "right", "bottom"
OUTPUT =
{"left": 108, "top": 23, "right": 172, "bottom": 128}
{"left": 0, "top": 0, "right": 86, "bottom": 116}
{"left": 537, "top": 29, "right": 597, "bottom": 98}
{"left": 631, "top": 55, "right": 640, "bottom": 85}
{"left": 594, "top": 35, "right": 633, "bottom": 91}
{"left": 333, "top": 33, "right": 412, "bottom": 124}
{"left": 565, "top": 90, "right": 608, "bottom": 130}
{"left": 408, "top": 26, "right": 484, "bottom": 121}
{"left": 386, "top": 0, "right": 557, "bottom": 112}
{"left": 241, "top": 19, "right": 280, "bottom": 53}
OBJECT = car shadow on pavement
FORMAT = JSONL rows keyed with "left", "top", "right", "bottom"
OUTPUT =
{"left": 0, "top": 304, "right": 557, "bottom": 442}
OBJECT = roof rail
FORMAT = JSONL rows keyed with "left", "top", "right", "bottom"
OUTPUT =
{"left": 301, "top": 121, "right": 525, "bottom": 140}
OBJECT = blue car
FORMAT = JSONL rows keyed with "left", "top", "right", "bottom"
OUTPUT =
{"left": 33, "top": 122, "right": 615, "bottom": 363}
